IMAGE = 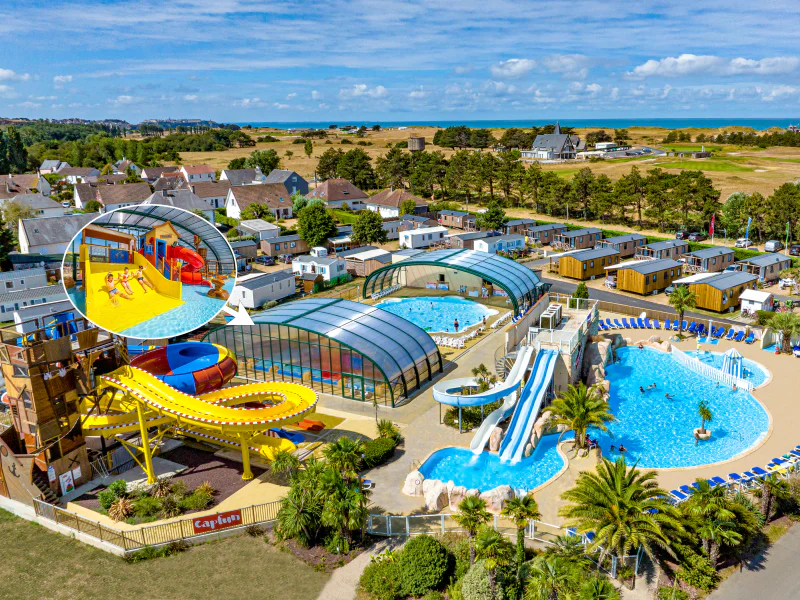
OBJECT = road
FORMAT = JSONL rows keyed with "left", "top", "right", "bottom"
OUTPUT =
{"left": 709, "top": 525, "right": 800, "bottom": 600}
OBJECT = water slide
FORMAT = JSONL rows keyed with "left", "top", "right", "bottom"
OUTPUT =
{"left": 467, "top": 346, "right": 535, "bottom": 453}
{"left": 497, "top": 349, "right": 558, "bottom": 465}
{"left": 170, "top": 246, "right": 212, "bottom": 287}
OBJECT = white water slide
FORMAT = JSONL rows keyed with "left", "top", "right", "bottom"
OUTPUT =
{"left": 497, "top": 349, "right": 559, "bottom": 464}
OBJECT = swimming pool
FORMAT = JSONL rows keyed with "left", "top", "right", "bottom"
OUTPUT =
{"left": 686, "top": 350, "right": 770, "bottom": 388}
{"left": 418, "top": 433, "right": 570, "bottom": 493}
{"left": 375, "top": 296, "right": 497, "bottom": 333}
{"left": 594, "top": 347, "right": 770, "bottom": 469}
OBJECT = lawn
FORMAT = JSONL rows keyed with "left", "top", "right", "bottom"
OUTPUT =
{"left": 662, "top": 144, "right": 725, "bottom": 153}
{"left": 0, "top": 509, "right": 329, "bottom": 600}
{"left": 654, "top": 159, "right": 755, "bottom": 172}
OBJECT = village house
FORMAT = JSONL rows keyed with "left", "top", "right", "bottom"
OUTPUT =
{"left": 38, "top": 159, "right": 71, "bottom": 174}
{"left": 526, "top": 223, "right": 567, "bottom": 245}
{"left": 473, "top": 234, "right": 526, "bottom": 254}
{"left": 1, "top": 194, "right": 64, "bottom": 219}
{"left": 180, "top": 164, "right": 216, "bottom": 183}
{"left": 552, "top": 227, "right": 602, "bottom": 250}
{"left": 438, "top": 210, "right": 477, "bottom": 230}
{"left": 681, "top": 271, "right": 759, "bottom": 312}
{"left": 399, "top": 225, "right": 447, "bottom": 249}
{"left": 236, "top": 219, "right": 280, "bottom": 241}
{"left": 555, "top": 247, "right": 620, "bottom": 280}
{"left": 228, "top": 271, "right": 296, "bottom": 309}
{"left": 735, "top": 254, "right": 792, "bottom": 282}
{"left": 0, "top": 174, "right": 52, "bottom": 198}
{"left": 446, "top": 231, "right": 500, "bottom": 250}
{"left": 57, "top": 167, "right": 101, "bottom": 184}
{"left": 291, "top": 253, "right": 347, "bottom": 282}
{"left": 681, "top": 247, "right": 735, "bottom": 273}
{"left": 500, "top": 218, "right": 537, "bottom": 236}
{"left": 140, "top": 166, "right": 180, "bottom": 182}
{"left": 112, "top": 158, "right": 141, "bottom": 176}
{"left": 306, "top": 178, "right": 368, "bottom": 209}
{"left": 634, "top": 239, "right": 689, "bottom": 261}
{"left": 85, "top": 182, "right": 152, "bottom": 213}
{"left": 141, "top": 189, "right": 216, "bottom": 222}
{"left": 0, "top": 268, "right": 67, "bottom": 317}
{"left": 398, "top": 214, "right": 438, "bottom": 232}
{"left": 595, "top": 234, "right": 647, "bottom": 259}
{"left": 18, "top": 213, "right": 96, "bottom": 254}
{"left": 261, "top": 234, "right": 309, "bottom": 257}
{"left": 611, "top": 259, "right": 683, "bottom": 295}
{"left": 220, "top": 167, "right": 265, "bottom": 186}
{"left": 225, "top": 183, "right": 293, "bottom": 220}
{"left": 521, "top": 123, "right": 585, "bottom": 160}
{"left": 365, "top": 189, "right": 428, "bottom": 219}
{"left": 189, "top": 180, "right": 231, "bottom": 210}
{"left": 340, "top": 247, "right": 392, "bottom": 277}
{"left": 265, "top": 169, "right": 309, "bottom": 196}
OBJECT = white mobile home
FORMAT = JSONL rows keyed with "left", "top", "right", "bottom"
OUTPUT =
{"left": 399, "top": 226, "right": 447, "bottom": 249}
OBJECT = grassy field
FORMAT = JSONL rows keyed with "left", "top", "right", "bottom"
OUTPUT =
{"left": 653, "top": 159, "right": 755, "bottom": 172}
{"left": 0, "top": 509, "right": 329, "bottom": 600}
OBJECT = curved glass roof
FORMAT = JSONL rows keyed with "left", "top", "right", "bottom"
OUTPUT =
{"left": 363, "top": 249, "right": 544, "bottom": 313}
{"left": 90, "top": 205, "right": 235, "bottom": 270}
{"left": 251, "top": 298, "right": 441, "bottom": 386}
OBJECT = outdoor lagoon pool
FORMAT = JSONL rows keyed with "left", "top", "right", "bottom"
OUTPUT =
{"left": 418, "top": 433, "right": 570, "bottom": 493}
{"left": 375, "top": 296, "right": 497, "bottom": 333}
{"left": 594, "top": 347, "right": 770, "bottom": 469}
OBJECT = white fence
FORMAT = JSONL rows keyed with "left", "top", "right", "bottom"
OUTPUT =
{"left": 670, "top": 347, "right": 753, "bottom": 391}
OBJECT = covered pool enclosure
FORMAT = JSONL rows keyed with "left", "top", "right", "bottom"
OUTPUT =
{"left": 202, "top": 298, "right": 442, "bottom": 407}
{"left": 363, "top": 249, "right": 547, "bottom": 315}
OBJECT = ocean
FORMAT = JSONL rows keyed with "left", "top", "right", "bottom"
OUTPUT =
{"left": 235, "top": 118, "right": 797, "bottom": 131}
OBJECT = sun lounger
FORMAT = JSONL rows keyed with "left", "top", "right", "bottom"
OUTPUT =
{"left": 637, "top": 318, "right": 647, "bottom": 329}
{"left": 771, "top": 457, "right": 789, "bottom": 466}
{"left": 734, "top": 331, "right": 745, "bottom": 342}
{"left": 662, "top": 319, "right": 672, "bottom": 330}
{"left": 728, "top": 472, "right": 745, "bottom": 485}
{"left": 643, "top": 318, "right": 652, "bottom": 329}
{"left": 598, "top": 320, "right": 607, "bottom": 331}
{"left": 726, "top": 329, "right": 736, "bottom": 340}
{"left": 697, "top": 323, "right": 706, "bottom": 336}
{"left": 670, "top": 490, "right": 689, "bottom": 502}
{"left": 613, "top": 319, "right": 624, "bottom": 329}
{"left": 710, "top": 325, "right": 719, "bottom": 336}
{"left": 631, "top": 318, "right": 640, "bottom": 329}
{"left": 362, "top": 479, "right": 375, "bottom": 490}
{"left": 585, "top": 531, "right": 596, "bottom": 543}
{"left": 608, "top": 319, "right": 619, "bottom": 330}
{"left": 679, "top": 484, "right": 694, "bottom": 495}
{"left": 789, "top": 450, "right": 800, "bottom": 460}
{"left": 751, "top": 466, "right": 769, "bottom": 477}
{"left": 653, "top": 319, "right": 661, "bottom": 329}
{"left": 716, "top": 327, "right": 727, "bottom": 338}
{"left": 681, "top": 320, "right": 689, "bottom": 330}
{"left": 710, "top": 476, "right": 727, "bottom": 487}
{"left": 621, "top": 318, "right": 631, "bottom": 328}
{"left": 745, "top": 333, "right": 755, "bottom": 344}
{"left": 688, "top": 322, "right": 698, "bottom": 333}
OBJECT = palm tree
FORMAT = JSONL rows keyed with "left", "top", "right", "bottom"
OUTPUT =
{"left": 475, "top": 527, "right": 514, "bottom": 599}
{"left": 698, "top": 519, "right": 742, "bottom": 566}
{"left": 547, "top": 383, "right": 616, "bottom": 450}
{"left": 319, "top": 468, "right": 369, "bottom": 549}
{"left": 668, "top": 285, "right": 696, "bottom": 337}
{"left": 271, "top": 449, "right": 301, "bottom": 480}
{"left": 770, "top": 312, "right": 800, "bottom": 354}
{"left": 578, "top": 577, "right": 621, "bottom": 600}
{"left": 453, "top": 496, "right": 492, "bottom": 564}
{"left": 756, "top": 473, "right": 790, "bottom": 521}
{"left": 502, "top": 494, "right": 542, "bottom": 565}
{"left": 559, "top": 457, "right": 684, "bottom": 582}
{"left": 697, "top": 400, "right": 713, "bottom": 436}
{"left": 525, "top": 554, "right": 583, "bottom": 600}
{"left": 322, "top": 436, "right": 366, "bottom": 482}
{"left": 683, "top": 478, "right": 735, "bottom": 555}
{"left": 472, "top": 363, "right": 497, "bottom": 393}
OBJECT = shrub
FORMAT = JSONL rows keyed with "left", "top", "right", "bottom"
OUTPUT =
{"left": 341, "top": 139, "right": 353, "bottom": 145}
{"left": 397, "top": 535, "right": 450, "bottom": 596}
{"left": 159, "top": 495, "right": 182, "bottom": 519}
{"left": 107, "top": 479, "right": 128, "bottom": 498}
{"left": 196, "top": 481, "right": 216, "bottom": 496}
{"left": 376, "top": 419, "right": 401, "bottom": 443}
{"left": 180, "top": 489, "right": 213, "bottom": 511}
{"left": 657, "top": 587, "right": 689, "bottom": 600}
{"left": 97, "top": 490, "right": 116, "bottom": 511}
{"left": 460, "top": 560, "right": 497, "bottom": 600}
{"left": 133, "top": 495, "right": 162, "bottom": 518}
{"left": 423, "top": 592, "right": 445, "bottom": 600}
{"left": 292, "top": 137, "right": 306, "bottom": 144}
{"left": 324, "top": 531, "right": 350, "bottom": 554}
{"left": 361, "top": 437, "right": 397, "bottom": 469}
{"left": 166, "top": 539, "right": 190, "bottom": 554}
{"left": 125, "top": 545, "right": 167, "bottom": 563}
{"left": 755, "top": 310, "right": 774, "bottom": 326}
{"left": 444, "top": 401, "right": 502, "bottom": 431}
{"left": 439, "top": 533, "right": 471, "bottom": 580}
{"left": 360, "top": 559, "right": 404, "bottom": 600}
{"left": 674, "top": 548, "right": 719, "bottom": 592}
{"left": 246, "top": 524, "right": 265, "bottom": 537}
{"left": 108, "top": 497, "right": 134, "bottom": 521}
{"left": 150, "top": 476, "right": 173, "bottom": 498}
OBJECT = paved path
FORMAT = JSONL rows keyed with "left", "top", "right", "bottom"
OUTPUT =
{"left": 315, "top": 538, "right": 404, "bottom": 600}
{"left": 709, "top": 525, "right": 800, "bottom": 600}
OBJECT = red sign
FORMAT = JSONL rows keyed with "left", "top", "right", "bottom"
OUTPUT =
{"left": 192, "top": 509, "right": 243, "bottom": 534}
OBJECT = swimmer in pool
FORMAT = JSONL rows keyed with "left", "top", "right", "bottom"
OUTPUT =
{"left": 105, "top": 273, "right": 132, "bottom": 306}
{"left": 665, "top": 393, "right": 676, "bottom": 400}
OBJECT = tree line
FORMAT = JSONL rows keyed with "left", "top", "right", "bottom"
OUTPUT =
{"left": 664, "top": 129, "right": 800, "bottom": 148}
{"left": 0, "top": 127, "right": 27, "bottom": 174}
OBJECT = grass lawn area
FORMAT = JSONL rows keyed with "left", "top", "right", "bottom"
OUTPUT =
{"left": 662, "top": 144, "right": 725, "bottom": 152}
{"left": 655, "top": 159, "right": 755, "bottom": 172}
{"left": 0, "top": 509, "right": 329, "bottom": 600}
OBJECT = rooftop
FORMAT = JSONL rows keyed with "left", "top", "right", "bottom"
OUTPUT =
{"left": 222, "top": 168, "right": 263, "bottom": 186}
{"left": 238, "top": 219, "right": 280, "bottom": 232}
{"left": 615, "top": 258, "right": 682, "bottom": 274}
{"left": 142, "top": 189, "right": 210, "bottom": 212}
{"left": 0, "top": 267, "right": 46, "bottom": 281}
{"left": 3, "top": 194, "right": 63, "bottom": 210}
{"left": 739, "top": 253, "right": 791, "bottom": 266}
{"left": 642, "top": 240, "right": 688, "bottom": 251}
{"left": 236, "top": 270, "right": 294, "bottom": 290}
{"left": 685, "top": 247, "right": 735, "bottom": 259}
{"left": 565, "top": 247, "right": 620, "bottom": 261}
{"left": 438, "top": 210, "right": 470, "bottom": 217}
{"left": 527, "top": 223, "right": 566, "bottom": 233}
{"left": 0, "top": 285, "right": 67, "bottom": 304}
{"left": 190, "top": 180, "right": 231, "bottom": 198}
{"left": 264, "top": 169, "right": 301, "bottom": 185}
{"left": 307, "top": 178, "right": 368, "bottom": 202}
{"left": 402, "top": 226, "right": 448, "bottom": 235}
{"left": 558, "top": 227, "right": 602, "bottom": 238}
{"left": 367, "top": 189, "right": 428, "bottom": 209}
{"left": 229, "top": 183, "right": 292, "bottom": 210}
{"left": 602, "top": 234, "right": 647, "bottom": 244}
{"left": 293, "top": 255, "right": 342, "bottom": 266}
{"left": 20, "top": 213, "right": 96, "bottom": 247}
{"left": 690, "top": 271, "right": 758, "bottom": 290}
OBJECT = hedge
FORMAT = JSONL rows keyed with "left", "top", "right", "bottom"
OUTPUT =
{"left": 360, "top": 560, "right": 404, "bottom": 600}
{"left": 397, "top": 535, "right": 451, "bottom": 596}
{"left": 361, "top": 437, "right": 397, "bottom": 469}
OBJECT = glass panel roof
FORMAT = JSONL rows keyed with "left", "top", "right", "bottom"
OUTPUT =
{"left": 252, "top": 298, "right": 440, "bottom": 381}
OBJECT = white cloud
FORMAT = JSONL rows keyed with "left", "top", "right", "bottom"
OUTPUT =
{"left": 30, "top": 95, "right": 57, "bottom": 101}
{"left": 761, "top": 85, "right": 798, "bottom": 101}
{"left": 12, "top": 101, "right": 41, "bottom": 109}
{"left": 311, "top": 90, "right": 321, "bottom": 100}
{"left": 68, "top": 102, "right": 83, "bottom": 108}
{"left": 233, "top": 97, "right": 265, "bottom": 108}
{"left": 0, "top": 68, "right": 30, "bottom": 82}
{"left": 110, "top": 95, "right": 136, "bottom": 105}
{"left": 409, "top": 86, "right": 428, "bottom": 99}
{"left": 533, "top": 89, "right": 555, "bottom": 104}
{"left": 610, "top": 87, "right": 619, "bottom": 101}
{"left": 0, "top": 85, "right": 13, "bottom": 97}
{"left": 490, "top": 58, "right": 536, "bottom": 79}
{"left": 273, "top": 102, "right": 289, "bottom": 109}
{"left": 542, "top": 54, "right": 590, "bottom": 79}
{"left": 585, "top": 83, "right": 602, "bottom": 94}
{"left": 628, "top": 54, "right": 799, "bottom": 78}
{"left": 286, "top": 92, "right": 297, "bottom": 99}
{"left": 661, "top": 84, "right": 672, "bottom": 98}
{"left": 53, "top": 74, "right": 73, "bottom": 88}
{"left": 183, "top": 94, "right": 198, "bottom": 101}
{"left": 483, "top": 80, "right": 517, "bottom": 96}
{"left": 453, "top": 65, "right": 474, "bottom": 74}
{"left": 339, "top": 84, "right": 388, "bottom": 99}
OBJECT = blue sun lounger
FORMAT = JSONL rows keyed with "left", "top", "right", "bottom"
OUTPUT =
{"left": 644, "top": 318, "right": 653, "bottom": 329}
{"left": 734, "top": 331, "right": 745, "bottom": 342}
{"left": 638, "top": 318, "right": 647, "bottom": 329}
{"left": 745, "top": 333, "right": 756, "bottom": 344}
{"left": 598, "top": 320, "right": 607, "bottom": 331}
{"left": 697, "top": 323, "right": 707, "bottom": 336}
{"left": 670, "top": 489, "right": 689, "bottom": 502}
{"left": 728, "top": 472, "right": 747, "bottom": 486}
{"left": 726, "top": 329, "right": 736, "bottom": 340}
{"left": 631, "top": 318, "right": 640, "bottom": 329}
{"left": 681, "top": 320, "right": 689, "bottom": 330}
{"left": 679, "top": 484, "right": 694, "bottom": 495}
{"left": 661, "top": 319, "right": 670, "bottom": 330}
{"left": 710, "top": 476, "right": 727, "bottom": 487}
{"left": 621, "top": 318, "right": 631, "bottom": 328}
{"left": 751, "top": 466, "right": 769, "bottom": 478}
{"left": 653, "top": 319, "right": 661, "bottom": 329}
{"left": 688, "top": 322, "right": 698, "bottom": 333}
{"left": 789, "top": 450, "right": 800, "bottom": 460}
{"left": 613, "top": 319, "right": 624, "bottom": 329}
{"left": 716, "top": 327, "right": 727, "bottom": 338}
{"left": 709, "top": 325, "right": 719, "bottom": 337}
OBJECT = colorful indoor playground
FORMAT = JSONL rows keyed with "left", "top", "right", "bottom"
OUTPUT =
{"left": 64, "top": 205, "right": 236, "bottom": 338}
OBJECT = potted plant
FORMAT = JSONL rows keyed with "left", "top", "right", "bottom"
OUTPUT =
{"left": 694, "top": 400, "right": 713, "bottom": 440}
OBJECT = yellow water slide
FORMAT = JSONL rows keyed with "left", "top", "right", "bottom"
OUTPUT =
{"left": 84, "top": 365, "right": 317, "bottom": 481}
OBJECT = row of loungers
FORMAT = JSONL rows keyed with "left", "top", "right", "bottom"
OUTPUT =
{"left": 668, "top": 447, "right": 800, "bottom": 503}
{"left": 598, "top": 318, "right": 756, "bottom": 344}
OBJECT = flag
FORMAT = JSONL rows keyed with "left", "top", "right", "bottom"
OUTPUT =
{"left": 745, "top": 217, "right": 752, "bottom": 240}
{"left": 709, "top": 214, "right": 715, "bottom": 236}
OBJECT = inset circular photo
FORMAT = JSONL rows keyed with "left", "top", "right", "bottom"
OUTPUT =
{"left": 61, "top": 205, "right": 237, "bottom": 338}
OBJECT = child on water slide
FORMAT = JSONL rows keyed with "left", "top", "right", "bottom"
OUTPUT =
{"left": 119, "top": 267, "right": 134, "bottom": 294}
{"left": 105, "top": 273, "right": 133, "bottom": 306}
{"left": 134, "top": 264, "right": 154, "bottom": 293}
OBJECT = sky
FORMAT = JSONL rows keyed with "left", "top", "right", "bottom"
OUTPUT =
{"left": 1, "top": 0, "right": 800, "bottom": 123}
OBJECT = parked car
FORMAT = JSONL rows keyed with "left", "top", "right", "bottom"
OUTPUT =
{"left": 779, "top": 278, "right": 796, "bottom": 290}
{"left": 61, "top": 201, "right": 71, "bottom": 208}
{"left": 790, "top": 244, "right": 800, "bottom": 257}
{"left": 764, "top": 240, "right": 784, "bottom": 252}
{"left": 278, "top": 254, "right": 294, "bottom": 264}
{"left": 675, "top": 230, "right": 690, "bottom": 240}
{"left": 254, "top": 256, "right": 275, "bottom": 266}
{"left": 723, "top": 265, "right": 739, "bottom": 273}
{"left": 734, "top": 238, "right": 755, "bottom": 249}
{"left": 665, "top": 284, "right": 675, "bottom": 295}
{"left": 688, "top": 232, "right": 707, "bottom": 242}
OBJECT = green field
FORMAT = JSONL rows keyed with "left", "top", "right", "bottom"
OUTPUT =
{"left": 655, "top": 159, "right": 755, "bottom": 172}
{"left": 662, "top": 145, "right": 725, "bottom": 153}
{"left": 0, "top": 509, "right": 329, "bottom": 600}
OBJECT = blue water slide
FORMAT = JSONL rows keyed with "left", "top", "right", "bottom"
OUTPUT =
{"left": 498, "top": 349, "right": 558, "bottom": 464}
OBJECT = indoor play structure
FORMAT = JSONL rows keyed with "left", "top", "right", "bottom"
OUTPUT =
{"left": 81, "top": 342, "right": 318, "bottom": 482}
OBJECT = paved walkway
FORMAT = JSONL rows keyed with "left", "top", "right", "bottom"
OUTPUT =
{"left": 315, "top": 538, "right": 405, "bottom": 600}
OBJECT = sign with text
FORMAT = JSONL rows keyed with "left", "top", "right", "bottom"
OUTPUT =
{"left": 192, "top": 509, "right": 243, "bottom": 534}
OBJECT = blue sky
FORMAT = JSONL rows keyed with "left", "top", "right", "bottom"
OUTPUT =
{"left": 1, "top": 0, "right": 799, "bottom": 122}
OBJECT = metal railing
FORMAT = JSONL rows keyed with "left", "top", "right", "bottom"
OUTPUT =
{"left": 670, "top": 347, "right": 753, "bottom": 391}
{"left": 33, "top": 498, "right": 281, "bottom": 552}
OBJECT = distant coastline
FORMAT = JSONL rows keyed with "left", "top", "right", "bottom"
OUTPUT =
{"left": 235, "top": 118, "right": 798, "bottom": 131}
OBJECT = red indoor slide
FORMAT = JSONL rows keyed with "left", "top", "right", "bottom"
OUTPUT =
{"left": 170, "top": 246, "right": 212, "bottom": 287}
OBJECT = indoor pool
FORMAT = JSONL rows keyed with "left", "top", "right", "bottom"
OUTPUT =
{"left": 120, "top": 280, "right": 235, "bottom": 338}
{"left": 593, "top": 347, "right": 770, "bottom": 469}
{"left": 418, "top": 433, "right": 570, "bottom": 493}
{"left": 686, "top": 350, "right": 769, "bottom": 388}
{"left": 376, "top": 296, "right": 497, "bottom": 333}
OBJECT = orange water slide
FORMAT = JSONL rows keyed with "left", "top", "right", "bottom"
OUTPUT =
{"left": 171, "top": 246, "right": 212, "bottom": 287}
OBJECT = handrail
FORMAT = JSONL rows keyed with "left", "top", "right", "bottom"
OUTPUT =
{"left": 670, "top": 346, "right": 753, "bottom": 391}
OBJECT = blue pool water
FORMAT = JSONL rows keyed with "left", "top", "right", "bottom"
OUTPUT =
{"left": 376, "top": 296, "right": 496, "bottom": 333}
{"left": 686, "top": 350, "right": 769, "bottom": 388}
{"left": 594, "top": 347, "right": 770, "bottom": 469}
{"left": 121, "top": 280, "right": 234, "bottom": 338}
{"left": 419, "top": 433, "right": 571, "bottom": 493}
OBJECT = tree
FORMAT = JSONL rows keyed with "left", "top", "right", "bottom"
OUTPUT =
{"left": 547, "top": 383, "right": 615, "bottom": 450}
{"left": 245, "top": 149, "right": 280, "bottom": 174}
{"left": 697, "top": 400, "right": 712, "bottom": 435}
{"left": 570, "top": 168, "right": 595, "bottom": 219}
{"left": 613, "top": 129, "right": 630, "bottom": 145}
{"left": 271, "top": 449, "right": 301, "bottom": 480}
{"left": 321, "top": 436, "right": 365, "bottom": 482}
{"left": 769, "top": 312, "right": 800, "bottom": 354}
{"left": 668, "top": 285, "right": 696, "bottom": 337}
{"left": 616, "top": 166, "right": 647, "bottom": 227}
{"left": 756, "top": 473, "right": 790, "bottom": 521}
{"left": 241, "top": 203, "right": 276, "bottom": 221}
{"left": 190, "top": 208, "right": 209, "bottom": 221}
{"left": 275, "top": 458, "right": 326, "bottom": 546}
{"left": 644, "top": 168, "right": 673, "bottom": 232}
{"left": 399, "top": 197, "right": 417, "bottom": 216}
{"left": 573, "top": 282, "right": 589, "bottom": 300}
{"left": 337, "top": 149, "right": 376, "bottom": 190}
{"left": 0, "top": 211, "right": 16, "bottom": 270}
{"left": 1, "top": 200, "right": 35, "bottom": 230}
{"left": 319, "top": 467, "right": 369, "bottom": 550}
{"left": 0, "top": 132, "right": 9, "bottom": 175}
{"left": 560, "top": 457, "right": 683, "bottom": 574}
{"left": 476, "top": 199, "right": 506, "bottom": 231}
{"left": 6, "top": 127, "right": 27, "bottom": 173}
{"left": 453, "top": 496, "right": 491, "bottom": 564}
{"left": 474, "top": 527, "right": 513, "bottom": 599}
{"left": 84, "top": 200, "right": 102, "bottom": 213}
{"left": 496, "top": 150, "right": 524, "bottom": 205}
{"left": 525, "top": 555, "right": 584, "bottom": 600}
{"left": 470, "top": 129, "right": 496, "bottom": 149}
{"left": 683, "top": 479, "right": 742, "bottom": 564}
{"left": 302, "top": 138, "right": 313, "bottom": 159}
{"left": 350, "top": 209, "right": 388, "bottom": 246}
{"left": 227, "top": 157, "right": 248, "bottom": 170}
{"left": 297, "top": 203, "right": 337, "bottom": 248}
{"left": 123, "top": 166, "right": 142, "bottom": 183}
{"left": 375, "top": 147, "right": 411, "bottom": 189}
{"left": 409, "top": 150, "right": 447, "bottom": 198}
{"left": 501, "top": 494, "right": 541, "bottom": 565}
{"left": 291, "top": 192, "right": 310, "bottom": 213}
{"left": 471, "top": 363, "right": 497, "bottom": 393}
{"left": 316, "top": 148, "right": 343, "bottom": 181}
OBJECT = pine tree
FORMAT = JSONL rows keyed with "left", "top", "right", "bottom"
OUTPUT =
{"left": 0, "top": 132, "right": 9, "bottom": 174}
{"left": 6, "top": 127, "right": 27, "bottom": 173}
